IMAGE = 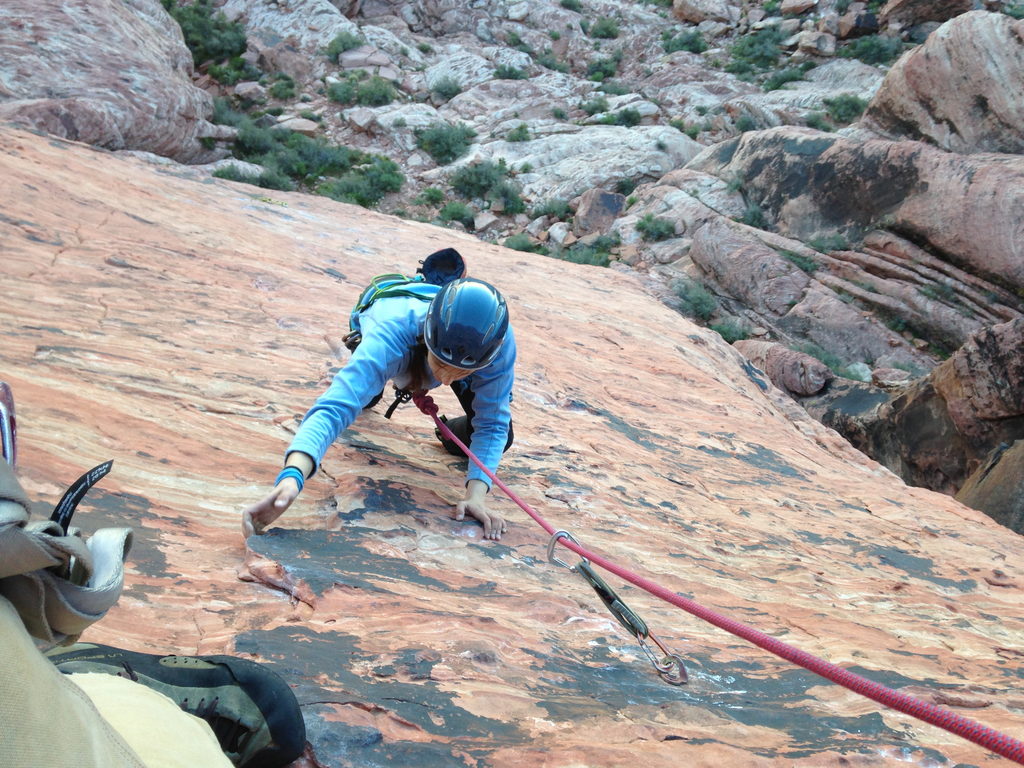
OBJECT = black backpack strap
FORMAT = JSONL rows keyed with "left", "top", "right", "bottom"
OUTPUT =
{"left": 383, "top": 388, "right": 412, "bottom": 419}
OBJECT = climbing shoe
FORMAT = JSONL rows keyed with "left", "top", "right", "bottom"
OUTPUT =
{"left": 46, "top": 643, "right": 305, "bottom": 768}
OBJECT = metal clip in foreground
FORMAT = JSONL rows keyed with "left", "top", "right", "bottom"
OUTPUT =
{"left": 547, "top": 530, "right": 688, "bottom": 685}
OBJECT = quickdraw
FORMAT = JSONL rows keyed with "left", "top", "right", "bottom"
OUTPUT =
{"left": 547, "top": 530, "right": 687, "bottom": 685}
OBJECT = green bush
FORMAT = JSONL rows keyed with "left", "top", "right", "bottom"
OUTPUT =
{"left": 598, "top": 108, "right": 642, "bottom": 126}
{"left": 317, "top": 156, "right": 403, "bottom": 207}
{"left": 763, "top": 67, "right": 805, "bottom": 91}
{"left": 207, "top": 56, "right": 261, "bottom": 86}
{"left": 587, "top": 53, "right": 622, "bottom": 81}
{"left": 552, "top": 107, "right": 567, "bottom": 120}
{"left": 581, "top": 95, "right": 609, "bottom": 115}
{"left": 415, "top": 122, "right": 477, "bottom": 164}
{"left": 450, "top": 160, "right": 509, "bottom": 199}
{"left": 780, "top": 249, "right": 818, "bottom": 273}
{"left": 560, "top": 0, "right": 582, "bottom": 10}
{"left": 805, "top": 112, "right": 831, "bottom": 131}
{"left": 162, "top": 0, "right": 247, "bottom": 66}
{"left": 531, "top": 198, "right": 571, "bottom": 219}
{"left": 213, "top": 165, "right": 294, "bottom": 192}
{"left": 1005, "top": 1, "right": 1024, "bottom": 18}
{"left": 598, "top": 80, "right": 630, "bottom": 95}
{"left": 662, "top": 29, "right": 707, "bottom": 54}
{"left": 710, "top": 318, "right": 750, "bottom": 343}
{"left": 536, "top": 50, "right": 570, "bottom": 73}
{"left": 727, "top": 27, "right": 784, "bottom": 75}
{"left": 268, "top": 73, "right": 296, "bottom": 100}
{"left": 823, "top": 93, "right": 868, "bottom": 123}
{"left": 735, "top": 115, "right": 756, "bottom": 132}
{"left": 740, "top": 203, "right": 766, "bottom": 229}
{"left": 504, "top": 233, "right": 546, "bottom": 253}
{"left": 615, "top": 178, "right": 637, "bottom": 196}
{"left": 327, "top": 79, "right": 357, "bottom": 104}
{"left": 431, "top": 76, "right": 463, "bottom": 101}
{"left": 211, "top": 97, "right": 246, "bottom": 127}
{"left": 636, "top": 213, "right": 676, "bottom": 241}
{"left": 590, "top": 17, "right": 620, "bottom": 38}
{"left": 807, "top": 233, "right": 849, "bottom": 252}
{"left": 556, "top": 245, "right": 611, "bottom": 267}
{"left": 439, "top": 201, "right": 475, "bottom": 229}
{"left": 507, "top": 123, "right": 531, "bottom": 142}
{"left": 495, "top": 64, "right": 529, "bottom": 80}
{"left": 415, "top": 187, "right": 445, "bottom": 206}
{"left": 356, "top": 76, "right": 397, "bottom": 106}
{"left": 326, "top": 31, "right": 364, "bottom": 62}
{"left": 839, "top": 35, "right": 904, "bottom": 65}
{"left": 485, "top": 179, "right": 527, "bottom": 214}
{"left": 675, "top": 279, "right": 717, "bottom": 321}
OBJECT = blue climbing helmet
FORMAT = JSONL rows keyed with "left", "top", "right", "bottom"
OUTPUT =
{"left": 424, "top": 278, "right": 509, "bottom": 370}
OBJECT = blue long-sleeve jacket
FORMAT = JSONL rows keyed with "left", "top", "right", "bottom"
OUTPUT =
{"left": 287, "top": 294, "right": 516, "bottom": 488}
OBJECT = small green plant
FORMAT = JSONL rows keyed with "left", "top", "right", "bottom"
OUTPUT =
{"left": 299, "top": 110, "right": 322, "bottom": 122}
{"left": 763, "top": 67, "right": 805, "bottom": 91}
{"left": 598, "top": 80, "right": 630, "bottom": 95}
{"left": 431, "top": 76, "right": 463, "bottom": 101}
{"left": 207, "top": 56, "right": 261, "bottom": 86}
{"left": 839, "top": 35, "right": 905, "bottom": 65}
{"left": 615, "top": 178, "right": 637, "bottom": 196}
{"left": 727, "top": 27, "right": 784, "bottom": 75}
{"left": 550, "top": 30, "right": 562, "bottom": 40}
{"left": 805, "top": 112, "right": 832, "bottom": 131}
{"left": 504, "top": 233, "right": 546, "bottom": 253}
{"left": 824, "top": 93, "right": 868, "bottom": 123}
{"left": 268, "top": 73, "right": 297, "bottom": 100}
{"left": 439, "top": 201, "right": 475, "bottom": 229}
{"left": 507, "top": 123, "right": 531, "bottom": 142}
{"left": 552, "top": 107, "right": 568, "bottom": 120}
{"left": 536, "top": 50, "right": 570, "bottom": 73}
{"left": 735, "top": 115, "right": 756, "bottom": 132}
{"left": 807, "top": 233, "right": 849, "bottom": 252}
{"left": 214, "top": 164, "right": 294, "bottom": 192}
{"left": 590, "top": 17, "right": 620, "bottom": 38}
{"left": 1005, "top": 1, "right": 1024, "bottom": 17}
{"left": 326, "top": 31, "right": 365, "bottom": 62}
{"left": 587, "top": 52, "right": 622, "bottom": 81}
{"left": 531, "top": 198, "right": 571, "bottom": 220}
{"left": 675, "top": 278, "right": 718, "bottom": 321}
{"left": 636, "top": 213, "right": 676, "bottom": 241}
{"left": 161, "top": 0, "right": 247, "bottom": 67}
{"left": 495, "top": 64, "right": 529, "bottom": 80}
{"left": 598, "top": 108, "right": 642, "bottom": 126}
{"left": 662, "top": 29, "right": 707, "bottom": 54}
{"left": 581, "top": 95, "right": 610, "bottom": 115}
{"left": 415, "top": 187, "right": 445, "bottom": 206}
{"left": 356, "top": 76, "right": 397, "bottom": 106}
{"left": 561, "top": 0, "right": 582, "bottom": 10}
{"left": 763, "top": 0, "right": 781, "bottom": 12}
{"left": 796, "top": 342, "right": 847, "bottom": 375}
{"left": 415, "top": 122, "right": 477, "bottom": 165}
{"left": 780, "top": 249, "right": 818, "bottom": 273}
{"left": 710, "top": 318, "right": 750, "bottom": 343}
{"left": 327, "top": 79, "right": 357, "bottom": 104}
{"left": 451, "top": 160, "right": 508, "bottom": 199}
{"left": 740, "top": 203, "right": 766, "bottom": 228}
{"left": 417, "top": 42, "right": 433, "bottom": 53}
{"left": 318, "top": 156, "right": 404, "bottom": 207}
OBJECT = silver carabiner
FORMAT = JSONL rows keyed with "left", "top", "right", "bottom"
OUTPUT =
{"left": 547, "top": 530, "right": 585, "bottom": 572}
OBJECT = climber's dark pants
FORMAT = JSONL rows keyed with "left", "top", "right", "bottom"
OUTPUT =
{"left": 437, "top": 381, "right": 514, "bottom": 458}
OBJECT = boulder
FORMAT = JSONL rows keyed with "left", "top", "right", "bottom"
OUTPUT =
{"left": 864, "top": 12, "right": 1024, "bottom": 154}
{"left": 956, "top": 441, "right": 1024, "bottom": 533}
{"left": 573, "top": 189, "right": 626, "bottom": 237}
{"left": 0, "top": 0, "right": 221, "bottom": 163}
{"left": 672, "top": 0, "right": 739, "bottom": 23}
{"left": 879, "top": 0, "right": 972, "bottom": 28}
{"left": 733, "top": 339, "right": 834, "bottom": 396}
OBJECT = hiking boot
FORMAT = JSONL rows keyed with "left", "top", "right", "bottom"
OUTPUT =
{"left": 46, "top": 643, "right": 305, "bottom": 768}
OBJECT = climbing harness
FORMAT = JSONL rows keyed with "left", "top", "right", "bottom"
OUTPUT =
{"left": 411, "top": 391, "right": 1024, "bottom": 765}
{"left": 383, "top": 388, "right": 412, "bottom": 419}
{"left": 547, "top": 530, "right": 687, "bottom": 685}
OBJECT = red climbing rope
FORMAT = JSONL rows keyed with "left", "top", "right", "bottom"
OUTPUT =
{"left": 412, "top": 392, "right": 1024, "bottom": 764}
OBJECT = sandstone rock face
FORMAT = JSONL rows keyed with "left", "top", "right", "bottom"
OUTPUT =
{"left": 864, "top": 12, "right": 1024, "bottom": 154}
{"left": 4, "top": 126, "right": 1024, "bottom": 766}
{"left": 687, "top": 127, "right": 1024, "bottom": 297}
{"left": 572, "top": 188, "right": 626, "bottom": 236}
{"left": 0, "top": 0, "right": 220, "bottom": 163}
{"left": 879, "top": 0, "right": 973, "bottom": 28}
{"left": 673, "top": 0, "right": 740, "bottom": 24}
{"left": 956, "top": 441, "right": 1024, "bottom": 533}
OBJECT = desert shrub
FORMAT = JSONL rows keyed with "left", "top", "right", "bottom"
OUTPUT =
{"left": 162, "top": 0, "right": 247, "bottom": 67}
{"left": 505, "top": 233, "right": 546, "bottom": 253}
{"left": 507, "top": 123, "right": 531, "bottom": 142}
{"left": 808, "top": 233, "right": 850, "bottom": 252}
{"left": 317, "top": 156, "right": 403, "bottom": 207}
{"left": 211, "top": 97, "right": 246, "bottom": 126}
{"left": 598, "top": 80, "right": 630, "bottom": 95}
{"left": 531, "top": 198, "right": 571, "bottom": 219}
{"left": 326, "top": 79, "right": 357, "bottom": 104}
{"left": 355, "top": 76, "right": 396, "bottom": 106}
{"left": 590, "top": 17, "right": 620, "bottom": 38}
{"left": 780, "top": 249, "right": 818, "bottom": 273}
{"left": 1005, "top": 1, "right": 1024, "bottom": 17}
{"left": 495, "top": 64, "right": 529, "bottom": 80}
{"left": 636, "top": 213, "right": 676, "bottom": 241}
{"left": 451, "top": 160, "right": 510, "bottom": 199}
{"left": 727, "top": 27, "right": 784, "bottom": 75}
{"left": 431, "top": 76, "right": 463, "bottom": 101}
{"left": 415, "top": 187, "right": 445, "bottom": 206}
{"left": 763, "top": 67, "right": 805, "bottom": 91}
{"left": 207, "top": 56, "right": 260, "bottom": 86}
{"left": 735, "top": 114, "right": 756, "bottom": 132}
{"left": 675, "top": 278, "right": 717, "bottom": 321}
{"left": 485, "top": 179, "right": 527, "bottom": 214}
{"left": 537, "top": 50, "right": 570, "bottom": 72}
{"left": 824, "top": 93, "right": 868, "bottom": 122}
{"left": 710, "top": 318, "right": 750, "bottom": 343}
{"left": 763, "top": 0, "right": 781, "bottom": 11}
{"left": 561, "top": 0, "right": 582, "bottom": 10}
{"left": 740, "top": 203, "right": 766, "bottom": 228}
{"left": 581, "top": 95, "right": 610, "bottom": 115}
{"left": 615, "top": 178, "right": 637, "bottom": 196}
{"left": 662, "top": 29, "right": 707, "bottom": 54}
{"left": 552, "top": 106, "right": 567, "bottom": 119}
{"left": 439, "top": 201, "right": 475, "bottom": 229}
{"left": 839, "top": 34, "right": 904, "bottom": 65}
{"left": 326, "top": 31, "right": 364, "bottom": 62}
{"left": 415, "top": 122, "right": 477, "bottom": 164}
{"left": 587, "top": 52, "right": 622, "bottom": 81}
{"left": 805, "top": 112, "right": 831, "bottom": 131}
{"left": 598, "top": 108, "right": 642, "bottom": 126}
{"left": 268, "top": 73, "right": 296, "bottom": 100}
{"left": 213, "top": 165, "right": 294, "bottom": 191}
